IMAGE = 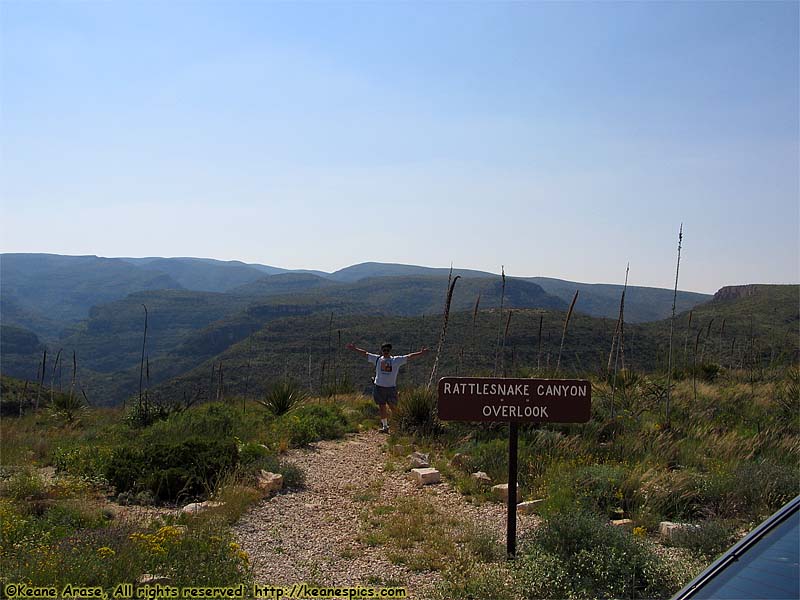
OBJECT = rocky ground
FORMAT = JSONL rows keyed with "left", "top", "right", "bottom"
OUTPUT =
{"left": 233, "top": 430, "right": 539, "bottom": 598}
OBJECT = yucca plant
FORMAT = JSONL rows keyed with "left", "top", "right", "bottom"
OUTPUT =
{"left": 396, "top": 387, "right": 440, "bottom": 435}
{"left": 258, "top": 380, "right": 308, "bottom": 416}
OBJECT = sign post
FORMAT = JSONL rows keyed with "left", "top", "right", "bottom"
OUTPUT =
{"left": 437, "top": 376, "right": 591, "bottom": 557}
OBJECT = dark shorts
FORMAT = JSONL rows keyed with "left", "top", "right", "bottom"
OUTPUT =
{"left": 373, "top": 385, "right": 398, "bottom": 406}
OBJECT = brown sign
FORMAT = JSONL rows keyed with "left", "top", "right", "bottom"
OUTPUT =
{"left": 437, "top": 377, "right": 591, "bottom": 423}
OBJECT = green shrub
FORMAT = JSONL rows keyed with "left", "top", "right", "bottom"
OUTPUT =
{"left": 281, "top": 414, "right": 318, "bottom": 447}
{"left": 123, "top": 401, "right": 175, "bottom": 428}
{"left": 142, "top": 403, "right": 255, "bottom": 446}
{"left": 105, "top": 437, "right": 238, "bottom": 503}
{"left": 668, "top": 519, "right": 735, "bottom": 559}
{"left": 53, "top": 445, "right": 112, "bottom": 479}
{"left": 543, "top": 463, "right": 630, "bottom": 519}
{"left": 258, "top": 380, "right": 307, "bottom": 416}
{"left": 273, "top": 403, "right": 350, "bottom": 447}
{"left": 238, "top": 442, "right": 271, "bottom": 468}
{"left": 0, "top": 468, "right": 47, "bottom": 502}
{"left": 520, "top": 511, "right": 687, "bottom": 599}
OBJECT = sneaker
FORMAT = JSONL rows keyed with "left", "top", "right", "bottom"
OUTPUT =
{"left": 379, "top": 425, "right": 389, "bottom": 434}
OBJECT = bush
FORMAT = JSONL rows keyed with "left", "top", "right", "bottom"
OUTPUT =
{"left": 519, "top": 511, "right": 687, "bottom": 599}
{"left": 0, "top": 469, "right": 47, "bottom": 502}
{"left": 273, "top": 403, "right": 350, "bottom": 447}
{"left": 142, "top": 403, "right": 255, "bottom": 446}
{"left": 105, "top": 437, "right": 238, "bottom": 503}
{"left": 395, "top": 387, "right": 440, "bottom": 436}
{"left": 53, "top": 445, "right": 112, "bottom": 479}
{"left": 124, "top": 401, "right": 175, "bottom": 428}
{"left": 543, "top": 464, "right": 631, "bottom": 519}
{"left": 668, "top": 519, "right": 735, "bottom": 559}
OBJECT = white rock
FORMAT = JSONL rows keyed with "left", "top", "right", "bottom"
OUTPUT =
{"left": 138, "top": 574, "right": 172, "bottom": 585}
{"left": 257, "top": 470, "right": 284, "bottom": 495}
{"left": 517, "top": 499, "right": 545, "bottom": 515}
{"left": 409, "top": 451, "right": 429, "bottom": 463}
{"left": 411, "top": 467, "right": 441, "bottom": 486}
{"left": 409, "top": 456, "right": 430, "bottom": 469}
{"left": 471, "top": 471, "right": 492, "bottom": 485}
{"left": 180, "top": 501, "right": 224, "bottom": 516}
{"left": 659, "top": 521, "right": 698, "bottom": 541}
{"left": 610, "top": 518, "right": 634, "bottom": 530}
{"left": 492, "top": 483, "right": 521, "bottom": 502}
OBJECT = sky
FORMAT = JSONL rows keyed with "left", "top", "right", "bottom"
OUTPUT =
{"left": 1, "top": 1, "right": 798, "bottom": 294}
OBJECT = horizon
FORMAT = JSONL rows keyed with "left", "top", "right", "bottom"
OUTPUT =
{"left": 1, "top": 2, "right": 798, "bottom": 295}
{"left": 3, "top": 250, "right": 798, "bottom": 295}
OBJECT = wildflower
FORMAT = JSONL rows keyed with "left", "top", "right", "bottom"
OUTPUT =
{"left": 633, "top": 526, "right": 646, "bottom": 537}
{"left": 97, "top": 546, "right": 116, "bottom": 558}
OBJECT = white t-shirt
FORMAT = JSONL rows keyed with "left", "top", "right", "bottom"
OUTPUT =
{"left": 366, "top": 353, "right": 409, "bottom": 388}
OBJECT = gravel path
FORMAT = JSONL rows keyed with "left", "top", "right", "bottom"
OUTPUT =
{"left": 233, "top": 430, "right": 539, "bottom": 598}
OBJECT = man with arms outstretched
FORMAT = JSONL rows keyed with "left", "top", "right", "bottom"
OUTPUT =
{"left": 346, "top": 341, "right": 428, "bottom": 433}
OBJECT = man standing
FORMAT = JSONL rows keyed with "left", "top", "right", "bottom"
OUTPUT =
{"left": 346, "top": 341, "right": 428, "bottom": 433}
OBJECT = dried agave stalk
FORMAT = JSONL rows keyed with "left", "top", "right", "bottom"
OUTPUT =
{"left": 609, "top": 263, "right": 630, "bottom": 419}
{"left": 500, "top": 310, "right": 513, "bottom": 376}
{"left": 428, "top": 275, "right": 461, "bottom": 388}
{"left": 536, "top": 314, "right": 544, "bottom": 370}
{"left": 493, "top": 266, "right": 506, "bottom": 376}
{"left": 556, "top": 290, "right": 579, "bottom": 374}
{"left": 50, "top": 348, "right": 62, "bottom": 408}
{"left": 138, "top": 304, "right": 148, "bottom": 410}
{"left": 666, "top": 224, "right": 683, "bottom": 428}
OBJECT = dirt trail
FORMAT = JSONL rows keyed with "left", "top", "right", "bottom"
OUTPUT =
{"left": 233, "top": 430, "right": 538, "bottom": 598}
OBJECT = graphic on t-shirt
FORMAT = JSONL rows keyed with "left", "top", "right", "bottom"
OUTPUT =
{"left": 381, "top": 359, "right": 393, "bottom": 372}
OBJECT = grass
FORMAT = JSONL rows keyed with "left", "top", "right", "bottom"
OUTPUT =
{"left": 358, "top": 495, "right": 504, "bottom": 573}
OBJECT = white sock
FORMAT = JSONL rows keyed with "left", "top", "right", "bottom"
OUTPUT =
{"left": 381, "top": 418, "right": 388, "bottom": 427}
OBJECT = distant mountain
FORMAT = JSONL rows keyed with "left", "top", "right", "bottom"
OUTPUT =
{"left": 328, "top": 262, "right": 492, "bottom": 282}
{"left": 526, "top": 277, "right": 711, "bottom": 323}
{"left": 120, "top": 257, "right": 277, "bottom": 292}
{"left": 0, "top": 254, "right": 182, "bottom": 338}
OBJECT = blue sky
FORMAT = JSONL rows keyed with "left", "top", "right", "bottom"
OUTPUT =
{"left": 1, "top": 1, "right": 797, "bottom": 293}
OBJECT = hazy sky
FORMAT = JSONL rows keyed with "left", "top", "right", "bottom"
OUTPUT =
{"left": 1, "top": 1, "right": 798, "bottom": 294}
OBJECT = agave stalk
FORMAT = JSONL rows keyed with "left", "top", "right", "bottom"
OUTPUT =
{"left": 536, "top": 314, "right": 544, "bottom": 370}
{"left": 666, "top": 224, "right": 682, "bottom": 428}
{"left": 35, "top": 348, "right": 46, "bottom": 411}
{"left": 472, "top": 293, "right": 481, "bottom": 367}
{"left": 501, "top": 310, "right": 513, "bottom": 377}
{"left": 138, "top": 304, "right": 148, "bottom": 411}
{"left": 50, "top": 349, "right": 62, "bottom": 408}
{"left": 556, "top": 290, "right": 579, "bottom": 374}
{"left": 493, "top": 267, "right": 507, "bottom": 376}
{"left": 428, "top": 275, "right": 461, "bottom": 388}
{"left": 609, "top": 263, "right": 630, "bottom": 419}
